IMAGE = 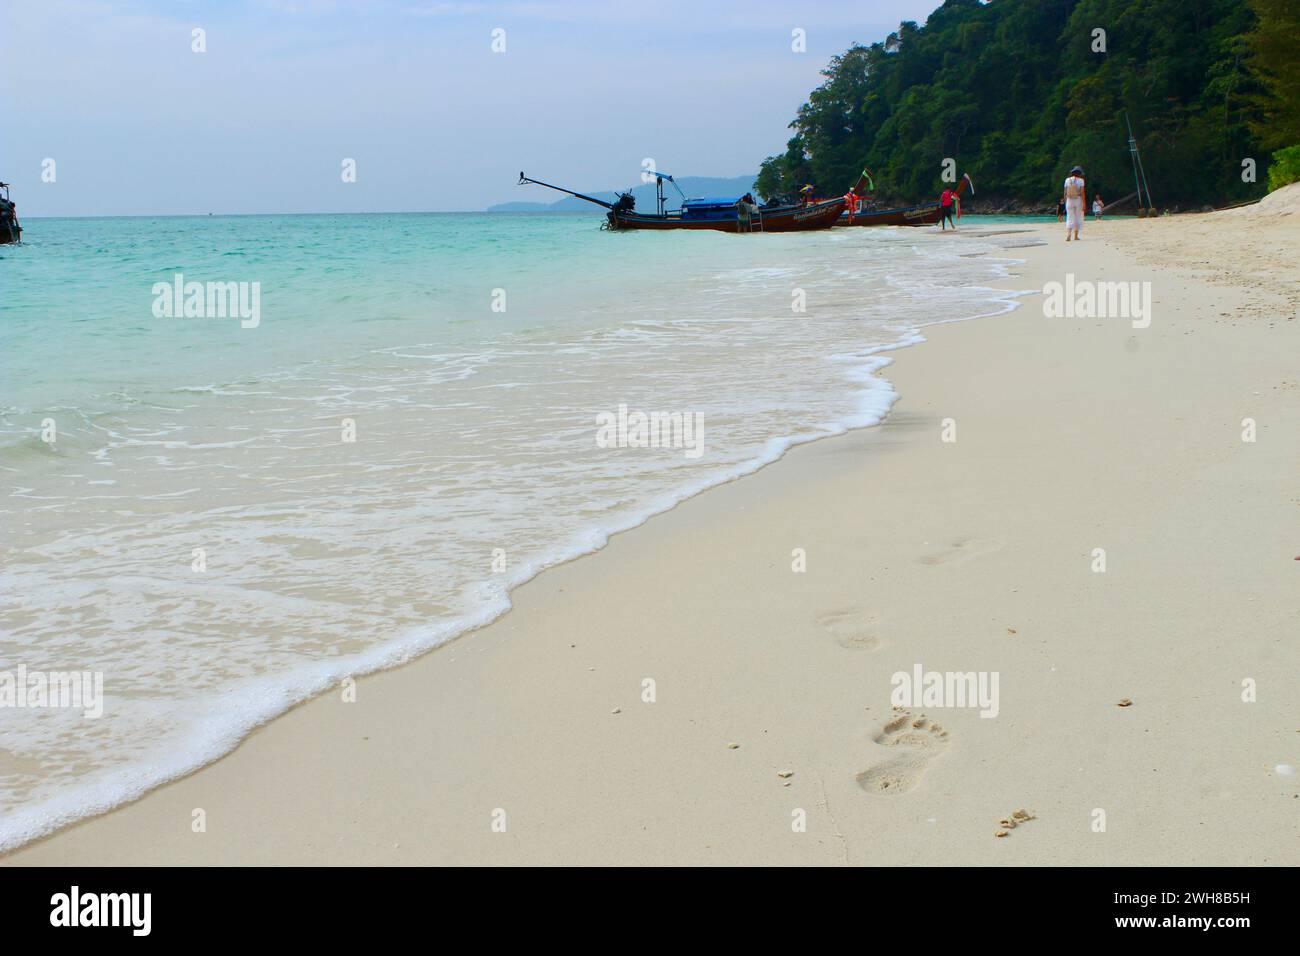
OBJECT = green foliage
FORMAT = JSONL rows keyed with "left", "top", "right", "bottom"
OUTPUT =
{"left": 757, "top": 0, "right": 1282, "bottom": 207}
{"left": 1267, "top": 144, "right": 1300, "bottom": 190}
{"left": 1246, "top": 0, "right": 1300, "bottom": 149}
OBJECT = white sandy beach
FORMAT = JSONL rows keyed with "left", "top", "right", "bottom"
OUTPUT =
{"left": 5, "top": 202, "right": 1298, "bottom": 866}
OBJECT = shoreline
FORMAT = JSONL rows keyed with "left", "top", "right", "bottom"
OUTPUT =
{"left": 5, "top": 212, "right": 1297, "bottom": 865}
{"left": 0, "top": 225, "right": 1027, "bottom": 855}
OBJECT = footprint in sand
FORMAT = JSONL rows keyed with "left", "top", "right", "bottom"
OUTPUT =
{"left": 815, "top": 608, "right": 881, "bottom": 650}
{"left": 855, "top": 710, "right": 949, "bottom": 795}
{"left": 920, "top": 536, "right": 1003, "bottom": 566}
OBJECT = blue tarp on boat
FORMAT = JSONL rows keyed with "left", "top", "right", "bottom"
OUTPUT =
{"left": 681, "top": 197, "right": 742, "bottom": 220}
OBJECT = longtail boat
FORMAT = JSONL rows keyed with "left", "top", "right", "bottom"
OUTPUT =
{"left": 838, "top": 172, "right": 974, "bottom": 227}
{"left": 518, "top": 172, "right": 845, "bottom": 233}
{"left": 0, "top": 182, "right": 21, "bottom": 244}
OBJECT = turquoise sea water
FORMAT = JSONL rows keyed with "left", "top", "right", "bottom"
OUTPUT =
{"left": 0, "top": 212, "right": 1027, "bottom": 848}
{"left": 3, "top": 213, "right": 655, "bottom": 414}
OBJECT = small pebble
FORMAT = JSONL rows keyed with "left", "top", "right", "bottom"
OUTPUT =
{"left": 1276, "top": 764, "right": 1296, "bottom": 777}
{"left": 1117, "top": 698, "right": 1133, "bottom": 707}
{"left": 995, "top": 830, "right": 1009, "bottom": 838}
{"left": 727, "top": 742, "right": 740, "bottom": 749}
{"left": 611, "top": 707, "right": 620, "bottom": 715}
{"left": 777, "top": 770, "right": 794, "bottom": 779}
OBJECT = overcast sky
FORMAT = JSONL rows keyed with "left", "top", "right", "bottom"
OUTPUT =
{"left": 4, "top": 0, "right": 942, "bottom": 216}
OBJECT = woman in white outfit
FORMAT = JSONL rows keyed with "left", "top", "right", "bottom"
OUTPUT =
{"left": 1064, "top": 165, "right": 1086, "bottom": 241}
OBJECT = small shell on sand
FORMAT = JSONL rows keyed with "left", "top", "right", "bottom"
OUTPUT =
{"left": 1012, "top": 808, "right": 1033, "bottom": 821}
{"left": 777, "top": 770, "right": 794, "bottom": 779}
{"left": 999, "top": 818, "right": 1017, "bottom": 828}
{"left": 1276, "top": 764, "right": 1296, "bottom": 777}
{"left": 995, "top": 829, "right": 1009, "bottom": 838}
{"left": 611, "top": 707, "right": 621, "bottom": 714}
{"left": 727, "top": 742, "right": 740, "bottom": 749}
{"left": 1117, "top": 698, "right": 1133, "bottom": 707}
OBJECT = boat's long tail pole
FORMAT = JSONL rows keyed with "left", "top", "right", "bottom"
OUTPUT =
{"left": 518, "top": 172, "right": 616, "bottom": 210}
{"left": 1101, "top": 191, "right": 1138, "bottom": 213}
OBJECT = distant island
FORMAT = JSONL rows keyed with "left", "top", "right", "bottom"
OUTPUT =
{"left": 488, "top": 175, "right": 757, "bottom": 212}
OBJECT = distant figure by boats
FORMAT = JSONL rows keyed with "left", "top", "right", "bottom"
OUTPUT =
{"left": 0, "top": 182, "right": 21, "bottom": 244}
{"left": 838, "top": 171, "right": 974, "bottom": 228}
{"left": 1093, "top": 195, "right": 1105, "bottom": 220}
{"left": 939, "top": 185, "right": 957, "bottom": 230}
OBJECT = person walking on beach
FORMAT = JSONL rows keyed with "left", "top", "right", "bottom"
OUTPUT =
{"left": 1093, "top": 194, "right": 1104, "bottom": 220}
{"left": 1063, "top": 166, "right": 1086, "bottom": 241}
{"left": 1057, "top": 196, "right": 1066, "bottom": 222}
{"left": 939, "top": 185, "right": 957, "bottom": 230}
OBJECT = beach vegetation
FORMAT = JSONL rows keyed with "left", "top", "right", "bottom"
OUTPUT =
{"left": 756, "top": 0, "right": 1282, "bottom": 209}
{"left": 1266, "top": 145, "right": 1300, "bottom": 190}
{"left": 1245, "top": 0, "right": 1300, "bottom": 150}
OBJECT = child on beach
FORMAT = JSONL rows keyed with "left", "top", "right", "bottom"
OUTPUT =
{"left": 1063, "top": 166, "right": 1086, "bottom": 241}
{"left": 1093, "top": 195, "right": 1104, "bottom": 220}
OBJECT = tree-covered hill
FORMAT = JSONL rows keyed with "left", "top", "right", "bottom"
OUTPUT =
{"left": 756, "top": 0, "right": 1294, "bottom": 209}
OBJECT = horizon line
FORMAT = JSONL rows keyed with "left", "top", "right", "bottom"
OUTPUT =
{"left": 16, "top": 209, "right": 601, "bottom": 221}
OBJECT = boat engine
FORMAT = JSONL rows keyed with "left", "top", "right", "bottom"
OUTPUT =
{"left": 604, "top": 191, "right": 636, "bottom": 229}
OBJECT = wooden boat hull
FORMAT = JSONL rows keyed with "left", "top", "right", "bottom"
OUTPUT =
{"left": 609, "top": 198, "right": 845, "bottom": 232}
{"left": 0, "top": 223, "right": 20, "bottom": 244}
{"left": 839, "top": 173, "right": 973, "bottom": 228}
{"left": 837, "top": 202, "right": 946, "bottom": 227}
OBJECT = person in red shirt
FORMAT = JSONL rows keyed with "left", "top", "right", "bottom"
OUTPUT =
{"left": 939, "top": 187, "right": 956, "bottom": 230}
